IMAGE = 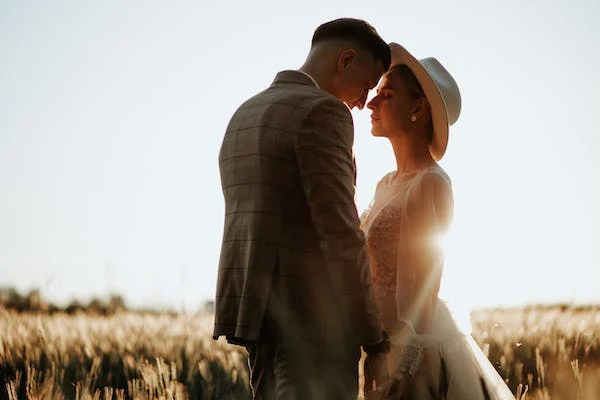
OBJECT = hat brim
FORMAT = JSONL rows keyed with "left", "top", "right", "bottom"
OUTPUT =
{"left": 390, "top": 45, "right": 449, "bottom": 161}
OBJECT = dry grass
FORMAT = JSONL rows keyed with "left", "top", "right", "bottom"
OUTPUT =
{"left": 1, "top": 304, "right": 599, "bottom": 399}
{"left": 471, "top": 304, "right": 600, "bottom": 400}
{"left": 0, "top": 307, "right": 249, "bottom": 399}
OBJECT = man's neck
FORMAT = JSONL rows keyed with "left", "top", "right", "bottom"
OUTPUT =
{"left": 299, "top": 64, "right": 334, "bottom": 96}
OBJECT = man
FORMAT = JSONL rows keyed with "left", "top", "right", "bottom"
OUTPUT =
{"left": 214, "top": 18, "right": 391, "bottom": 399}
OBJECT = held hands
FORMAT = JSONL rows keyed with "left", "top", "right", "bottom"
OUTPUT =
{"left": 364, "top": 332, "right": 426, "bottom": 399}
{"left": 365, "top": 374, "right": 410, "bottom": 400}
{"left": 363, "top": 352, "right": 389, "bottom": 398}
{"left": 363, "top": 331, "right": 391, "bottom": 398}
{"left": 363, "top": 358, "right": 412, "bottom": 400}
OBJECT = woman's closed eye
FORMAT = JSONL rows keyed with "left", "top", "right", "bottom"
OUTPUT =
{"left": 380, "top": 90, "right": 393, "bottom": 99}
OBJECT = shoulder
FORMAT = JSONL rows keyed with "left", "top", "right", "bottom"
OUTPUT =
{"left": 411, "top": 165, "right": 454, "bottom": 226}
{"left": 270, "top": 70, "right": 347, "bottom": 115}
{"left": 305, "top": 94, "right": 352, "bottom": 124}
{"left": 376, "top": 171, "right": 396, "bottom": 188}
{"left": 416, "top": 165, "right": 454, "bottom": 214}
{"left": 420, "top": 165, "right": 452, "bottom": 192}
{"left": 251, "top": 74, "right": 351, "bottom": 124}
{"left": 298, "top": 94, "right": 354, "bottom": 146}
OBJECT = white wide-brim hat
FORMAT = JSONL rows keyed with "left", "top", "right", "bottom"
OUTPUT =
{"left": 389, "top": 43, "right": 462, "bottom": 161}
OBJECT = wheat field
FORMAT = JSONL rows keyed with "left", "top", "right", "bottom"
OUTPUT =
{"left": 1, "top": 304, "right": 599, "bottom": 399}
{"left": 470, "top": 305, "right": 600, "bottom": 399}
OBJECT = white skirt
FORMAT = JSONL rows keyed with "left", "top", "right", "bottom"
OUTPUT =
{"left": 388, "top": 299, "right": 516, "bottom": 400}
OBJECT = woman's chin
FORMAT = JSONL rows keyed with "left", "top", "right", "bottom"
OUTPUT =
{"left": 370, "top": 127, "right": 387, "bottom": 138}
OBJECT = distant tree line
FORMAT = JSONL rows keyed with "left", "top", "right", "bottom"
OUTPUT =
{"left": 0, "top": 287, "right": 127, "bottom": 315}
{"left": 0, "top": 287, "right": 217, "bottom": 315}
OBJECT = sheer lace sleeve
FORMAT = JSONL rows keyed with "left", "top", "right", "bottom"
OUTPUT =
{"left": 394, "top": 167, "right": 454, "bottom": 333}
{"left": 406, "top": 168, "right": 453, "bottom": 238}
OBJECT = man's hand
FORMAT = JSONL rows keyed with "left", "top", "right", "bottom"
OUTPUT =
{"left": 363, "top": 353, "right": 389, "bottom": 396}
{"left": 364, "top": 374, "right": 411, "bottom": 399}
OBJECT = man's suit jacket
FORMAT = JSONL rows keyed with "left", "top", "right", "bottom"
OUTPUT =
{"left": 213, "top": 70, "right": 382, "bottom": 351}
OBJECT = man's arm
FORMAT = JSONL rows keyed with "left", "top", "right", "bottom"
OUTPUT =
{"left": 295, "top": 96, "right": 383, "bottom": 345}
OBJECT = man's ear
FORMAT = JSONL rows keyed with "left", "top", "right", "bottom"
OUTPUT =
{"left": 337, "top": 49, "right": 357, "bottom": 72}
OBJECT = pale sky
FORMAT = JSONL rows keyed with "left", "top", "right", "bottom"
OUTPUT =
{"left": 1, "top": 1, "right": 599, "bottom": 328}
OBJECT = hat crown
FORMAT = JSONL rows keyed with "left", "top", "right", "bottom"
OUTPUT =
{"left": 419, "top": 57, "right": 462, "bottom": 126}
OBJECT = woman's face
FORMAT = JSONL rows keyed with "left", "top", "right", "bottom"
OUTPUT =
{"left": 367, "top": 69, "right": 415, "bottom": 138}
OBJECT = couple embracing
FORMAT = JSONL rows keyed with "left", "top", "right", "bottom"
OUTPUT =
{"left": 213, "top": 18, "right": 515, "bottom": 400}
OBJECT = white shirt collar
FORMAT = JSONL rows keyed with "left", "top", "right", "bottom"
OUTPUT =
{"left": 296, "top": 70, "right": 320, "bottom": 89}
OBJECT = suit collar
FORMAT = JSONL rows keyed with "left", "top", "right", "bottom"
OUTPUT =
{"left": 272, "top": 70, "right": 320, "bottom": 89}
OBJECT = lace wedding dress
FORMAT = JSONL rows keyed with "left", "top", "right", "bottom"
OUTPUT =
{"left": 361, "top": 164, "right": 515, "bottom": 399}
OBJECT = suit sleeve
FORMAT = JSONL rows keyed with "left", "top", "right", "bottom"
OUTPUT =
{"left": 295, "top": 96, "right": 383, "bottom": 345}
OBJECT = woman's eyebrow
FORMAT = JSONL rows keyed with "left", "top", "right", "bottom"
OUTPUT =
{"left": 377, "top": 85, "right": 396, "bottom": 94}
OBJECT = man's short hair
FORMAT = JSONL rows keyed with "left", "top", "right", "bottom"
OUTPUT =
{"left": 312, "top": 18, "right": 391, "bottom": 70}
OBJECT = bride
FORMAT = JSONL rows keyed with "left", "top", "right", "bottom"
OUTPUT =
{"left": 360, "top": 43, "right": 515, "bottom": 399}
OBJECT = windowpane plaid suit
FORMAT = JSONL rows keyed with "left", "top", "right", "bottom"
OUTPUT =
{"left": 214, "top": 70, "right": 382, "bottom": 357}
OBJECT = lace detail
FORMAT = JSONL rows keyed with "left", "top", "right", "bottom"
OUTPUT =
{"left": 392, "top": 338, "right": 425, "bottom": 379}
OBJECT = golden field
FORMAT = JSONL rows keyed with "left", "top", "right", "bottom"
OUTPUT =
{"left": 1, "top": 304, "right": 599, "bottom": 399}
{"left": 470, "top": 305, "right": 600, "bottom": 399}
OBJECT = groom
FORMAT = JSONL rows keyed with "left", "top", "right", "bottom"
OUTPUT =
{"left": 214, "top": 18, "right": 391, "bottom": 399}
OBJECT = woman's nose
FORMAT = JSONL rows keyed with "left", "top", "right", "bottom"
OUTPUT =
{"left": 367, "top": 96, "right": 378, "bottom": 110}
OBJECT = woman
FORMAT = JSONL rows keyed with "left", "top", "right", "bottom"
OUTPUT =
{"left": 360, "top": 43, "right": 515, "bottom": 399}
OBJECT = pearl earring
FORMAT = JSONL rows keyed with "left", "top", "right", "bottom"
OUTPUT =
{"left": 410, "top": 115, "right": 417, "bottom": 122}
